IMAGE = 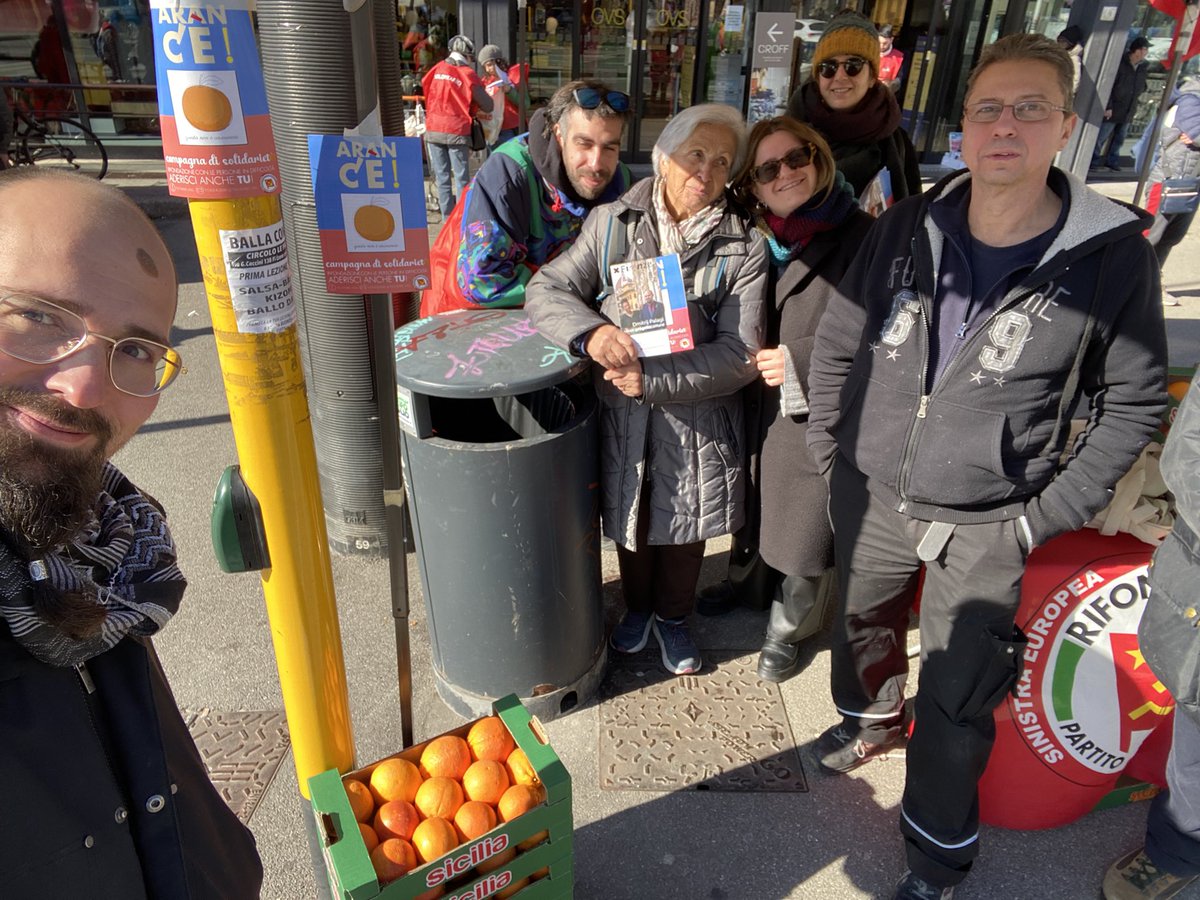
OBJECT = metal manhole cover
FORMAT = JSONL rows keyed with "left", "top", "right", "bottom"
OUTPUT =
{"left": 184, "top": 709, "right": 290, "bottom": 823}
{"left": 599, "top": 651, "right": 806, "bottom": 792}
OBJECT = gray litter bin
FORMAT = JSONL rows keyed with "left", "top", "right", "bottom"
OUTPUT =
{"left": 393, "top": 309, "right": 605, "bottom": 721}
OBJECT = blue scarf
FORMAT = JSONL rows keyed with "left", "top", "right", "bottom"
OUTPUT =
{"left": 758, "top": 172, "right": 858, "bottom": 265}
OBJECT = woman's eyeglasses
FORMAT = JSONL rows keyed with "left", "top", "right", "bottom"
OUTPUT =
{"left": 750, "top": 144, "right": 817, "bottom": 184}
{"left": 572, "top": 88, "right": 631, "bottom": 113}
{"left": 817, "top": 57, "right": 868, "bottom": 79}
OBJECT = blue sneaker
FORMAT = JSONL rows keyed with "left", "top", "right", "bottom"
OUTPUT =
{"left": 652, "top": 616, "right": 702, "bottom": 675}
{"left": 610, "top": 611, "right": 653, "bottom": 653}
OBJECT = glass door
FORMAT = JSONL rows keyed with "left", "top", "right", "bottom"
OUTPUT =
{"left": 636, "top": 0, "right": 702, "bottom": 156}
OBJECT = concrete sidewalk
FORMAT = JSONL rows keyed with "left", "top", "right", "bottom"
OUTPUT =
{"left": 112, "top": 167, "right": 1200, "bottom": 900}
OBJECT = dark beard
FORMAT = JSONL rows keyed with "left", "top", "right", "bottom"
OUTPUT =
{"left": 0, "top": 388, "right": 112, "bottom": 553}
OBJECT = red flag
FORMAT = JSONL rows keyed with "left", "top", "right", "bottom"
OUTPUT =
{"left": 1148, "top": 0, "right": 1200, "bottom": 61}
{"left": 1110, "top": 632, "right": 1174, "bottom": 755}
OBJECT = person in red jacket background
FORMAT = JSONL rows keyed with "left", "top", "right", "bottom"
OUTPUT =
{"left": 421, "top": 35, "right": 492, "bottom": 216}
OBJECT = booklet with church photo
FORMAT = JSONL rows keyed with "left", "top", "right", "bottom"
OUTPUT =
{"left": 609, "top": 253, "right": 695, "bottom": 357}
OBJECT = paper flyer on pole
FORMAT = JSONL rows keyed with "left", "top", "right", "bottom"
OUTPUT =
{"left": 609, "top": 253, "right": 694, "bottom": 357}
{"left": 149, "top": 0, "right": 281, "bottom": 199}
{"left": 307, "top": 134, "right": 431, "bottom": 295}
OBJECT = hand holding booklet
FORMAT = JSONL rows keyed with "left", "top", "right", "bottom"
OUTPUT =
{"left": 608, "top": 253, "right": 695, "bottom": 357}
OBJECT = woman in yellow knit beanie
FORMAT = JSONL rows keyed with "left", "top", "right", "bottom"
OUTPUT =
{"left": 785, "top": 11, "right": 921, "bottom": 205}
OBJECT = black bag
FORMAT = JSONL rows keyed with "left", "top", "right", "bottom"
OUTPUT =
{"left": 468, "top": 118, "right": 486, "bottom": 152}
{"left": 1161, "top": 177, "right": 1200, "bottom": 216}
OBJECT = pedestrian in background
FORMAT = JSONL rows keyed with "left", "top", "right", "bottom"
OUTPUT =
{"left": 785, "top": 11, "right": 922, "bottom": 207}
{"left": 421, "top": 34, "right": 493, "bottom": 217}
{"left": 721, "top": 117, "right": 874, "bottom": 683}
{"left": 1092, "top": 36, "right": 1150, "bottom": 172}
{"left": 478, "top": 44, "right": 520, "bottom": 148}
{"left": 527, "top": 104, "right": 766, "bottom": 677}
{"left": 1144, "top": 76, "right": 1200, "bottom": 306}
{"left": 878, "top": 24, "right": 905, "bottom": 96}
{"left": 1056, "top": 25, "right": 1085, "bottom": 92}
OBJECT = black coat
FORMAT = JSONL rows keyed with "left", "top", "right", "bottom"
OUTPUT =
{"left": 0, "top": 626, "right": 263, "bottom": 898}
{"left": 752, "top": 208, "right": 875, "bottom": 577}
{"left": 1107, "top": 55, "right": 1149, "bottom": 125}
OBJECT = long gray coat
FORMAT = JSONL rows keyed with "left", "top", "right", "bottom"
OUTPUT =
{"left": 526, "top": 178, "right": 767, "bottom": 549}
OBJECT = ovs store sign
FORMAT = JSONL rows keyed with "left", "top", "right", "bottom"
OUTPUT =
{"left": 980, "top": 532, "right": 1175, "bottom": 829}
{"left": 150, "top": 1, "right": 281, "bottom": 198}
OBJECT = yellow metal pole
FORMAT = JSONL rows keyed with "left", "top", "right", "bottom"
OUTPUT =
{"left": 188, "top": 193, "right": 354, "bottom": 797}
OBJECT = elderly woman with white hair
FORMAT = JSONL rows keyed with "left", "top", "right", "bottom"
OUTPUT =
{"left": 526, "top": 103, "right": 767, "bottom": 676}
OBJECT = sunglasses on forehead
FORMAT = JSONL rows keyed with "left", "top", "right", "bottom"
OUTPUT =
{"left": 572, "top": 87, "right": 631, "bottom": 113}
{"left": 817, "top": 57, "right": 868, "bottom": 79}
{"left": 750, "top": 144, "right": 817, "bottom": 184}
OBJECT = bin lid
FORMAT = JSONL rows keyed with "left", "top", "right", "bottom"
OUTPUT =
{"left": 393, "top": 309, "right": 589, "bottom": 398}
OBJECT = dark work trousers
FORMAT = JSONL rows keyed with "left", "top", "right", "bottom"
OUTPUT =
{"left": 615, "top": 486, "right": 706, "bottom": 621}
{"left": 828, "top": 459, "right": 1029, "bottom": 888}
{"left": 1146, "top": 705, "right": 1200, "bottom": 877}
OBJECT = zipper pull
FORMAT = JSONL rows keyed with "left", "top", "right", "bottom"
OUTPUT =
{"left": 916, "top": 395, "right": 929, "bottom": 419}
{"left": 76, "top": 663, "right": 96, "bottom": 694}
{"left": 955, "top": 322, "right": 968, "bottom": 339}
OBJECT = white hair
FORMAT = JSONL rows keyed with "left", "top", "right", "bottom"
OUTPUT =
{"left": 651, "top": 103, "right": 749, "bottom": 176}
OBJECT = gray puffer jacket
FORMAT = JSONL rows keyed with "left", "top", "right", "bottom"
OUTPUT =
{"left": 526, "top": 178, "right": 767, "bottom": 549}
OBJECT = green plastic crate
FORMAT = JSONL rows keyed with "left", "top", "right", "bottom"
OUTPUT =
{"left": 309, "top": 694, "right": 573, "bottom": 900}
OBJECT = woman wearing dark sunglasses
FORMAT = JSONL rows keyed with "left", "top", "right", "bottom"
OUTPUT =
{"left": 785, "top": 11, "right": 921, "bottom": 208}
{"left": 710, "top": 117, "right": 875, "bottom": 682}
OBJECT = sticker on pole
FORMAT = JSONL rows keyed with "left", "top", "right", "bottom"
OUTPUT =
{"left": 307, "top": 134, "right": 431, "bottom": 295}
{"left": 150, "top": 0, "right": 281, "bottom": 198}
{"left": 220, "top": 221, "right": 297, "bottom": 334}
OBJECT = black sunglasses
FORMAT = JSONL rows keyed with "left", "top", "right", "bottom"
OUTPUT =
{"left": 573, "top": 87, "right": 631, "bottom": 113}
{"left": 750, "top": 144, "right": 817, "bottom": 184}
{"left": 817, "top": 57, "right": 868, "bottom": 79}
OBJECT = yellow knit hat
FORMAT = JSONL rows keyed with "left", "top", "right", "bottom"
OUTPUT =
{"left": 811, "top": 12, "right": 881, "bottom": 78}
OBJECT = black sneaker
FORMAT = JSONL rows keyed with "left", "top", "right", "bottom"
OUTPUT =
{"left": 893, "top": 870, "right": 954, "bottom": 900}
{"left": 815, "top": 722, "right": 904, "bottom": 774}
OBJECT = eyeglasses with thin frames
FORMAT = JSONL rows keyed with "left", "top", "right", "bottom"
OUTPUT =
{"left": 817, "top": 57, "right": 867, "bottom": 79}
{"left": 750, "top": 144, "right": 817, "bottom": 184}
{"left": 0, "top": 293, "right": 184, "bottom": 397}
{"left": 963, "top": 100, "right": 1071, "bottom": 123}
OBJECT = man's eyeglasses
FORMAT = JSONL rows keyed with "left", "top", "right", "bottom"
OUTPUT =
{"left": 573, "top": 87, "right": 631, "bottom": 113}
{"left": 0, "top": 293, "right": 184, "bottom": 397}
{"left": 750, "top": 144, "right": 817, "bottom": 184}
{"left": 963, "top": 100, "right": 1071, "bottom": 123}
{"left": 817, "top": 57, "right": 868, "bottom": 79}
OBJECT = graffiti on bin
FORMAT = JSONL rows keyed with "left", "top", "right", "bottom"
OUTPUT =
{"left": 442, "top": 319, "right": 542, "bottom": 380}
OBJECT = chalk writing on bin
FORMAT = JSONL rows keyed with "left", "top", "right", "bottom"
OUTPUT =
{"left": 443, "top": 319, "right": 541, "bottom": 380}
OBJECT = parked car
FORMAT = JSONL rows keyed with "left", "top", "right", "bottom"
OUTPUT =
{"left": 795, "top": 18, "right": 826, "bottom": 45}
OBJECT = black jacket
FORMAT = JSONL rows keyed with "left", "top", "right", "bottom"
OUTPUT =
{"left": 0, "top": 626, "right": 263, "bottom": 898}
{"left": 807, "top": 169, "right": 1167, "bottom": 545}
{"left": 1106, "top": 55, "right": 1149, "bottom": 125}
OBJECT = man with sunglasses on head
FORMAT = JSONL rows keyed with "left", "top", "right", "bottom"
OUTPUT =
{"left": 0, "top": 169, "right": 262, "bottom": 898}
{"left": 421, "top": 79, "right": 633, "bottom": 315}
{"left": 806, "top": 33, "right": 1166, "bottom": 900}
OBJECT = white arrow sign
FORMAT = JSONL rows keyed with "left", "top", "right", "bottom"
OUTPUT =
{"left": 767, "top": 22, "right": 782, "bottom": 41}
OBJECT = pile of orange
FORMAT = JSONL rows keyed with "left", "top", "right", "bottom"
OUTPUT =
{"left": 343, "top": 716, "right": 550, "bottom": 896}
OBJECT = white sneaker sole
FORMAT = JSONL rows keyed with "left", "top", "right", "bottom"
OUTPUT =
{"left": 652, "top": 619, "right": 702, "bottom": 675}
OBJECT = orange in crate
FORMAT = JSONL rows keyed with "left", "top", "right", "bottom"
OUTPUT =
{"left": 497, "top": 877, "right": 530, "bottom": 899}
{"left": 414, "top": 776, "right": 464, "bottom": 820}
{"left": 419, "top": 735, "right": 472, "bottom": 780}
{"left": 474, "top": 845, "right": 516, "bottom": 874}
{"left": 369, "top": 757, "right": 423, "bottom": 805}
{"left": 499, "top": 782, "right": 548, "bottom": 851}
{"left": 344, "top": 778, "right": 374, "bottom": 823}
{"left": 374, "top": 799, "right": 420, "bottom": 842}
{"left": 504, "top": 747, "right": 540, "bottom": 786}
{"left": 370, "top": 838, "right": 416, "bottom": 883}
{"left": 462, "top": 759, "right": 510, "bottom": 805}
{"left": 358, "top": 822, "right": 379, "bottom": 853}
{"left": 467, "top": 715, "right": 517, "bottom": 762}
{"left": 452, "top": 800, "right": 497, "bottom": 842}
{"left": 411, "top": 816, "right": 458, "bottom": 864}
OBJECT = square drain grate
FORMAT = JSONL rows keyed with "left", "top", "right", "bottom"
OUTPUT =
{"left": 185, "top": 709, "right": 290, "bottom": 823}
{"left": 599, "top": 650, "right": 806, "bottom": 792}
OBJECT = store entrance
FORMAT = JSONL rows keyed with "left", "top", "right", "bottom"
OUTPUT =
{"left": 580, "top": 0, "right": 703, "bottom": 162}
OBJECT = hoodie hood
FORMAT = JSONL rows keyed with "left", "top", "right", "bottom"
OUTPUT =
{"left": 527, "top": 108, "right": 630, "bottom": 214}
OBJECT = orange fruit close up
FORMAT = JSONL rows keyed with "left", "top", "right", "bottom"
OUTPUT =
{"left": 467, "top": 716, "right": 516, "bottom": 762}
{"left": 453, "top": 800, "right": 498, "bottom": 843}
{"left": 344, "top": 778, "right": 374, "bottom": 823}
{"left": 370, "top": 837, "right": 416, "bottom": 884}
{"left": 504, "top": 747, "right": 540, "bottom": 786}
{"left": 358, "top": 822, "right": 379, "bottom": 853}
{"left": 419, "top": 735, "right": 472, "bottom": 780}
{"left": 374, "top": 799, "right": 420, "bottom": 842}
{"left": 497, "top": 877, "right": 530, "bottom": 899}
{"left": 462, "top": 759, "right": 510, "bottom": 806}
{"left": 369, "top": 757, "right": 423, "bottom": 805}
{"left": 414, "top": 775, "right": 464, "bottom": 820}
{"left": 411, "top": 816, "right": 458, "bottom": 864}
{"left": 497, "top": 782, "right": 545, "bottom": 822}
{"left": 475, "top": 845, "right": 516, "bottom": 874}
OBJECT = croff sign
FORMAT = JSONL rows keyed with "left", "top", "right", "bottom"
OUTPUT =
{"left": 752, "top": 13, "right": 794, "bottom": 68}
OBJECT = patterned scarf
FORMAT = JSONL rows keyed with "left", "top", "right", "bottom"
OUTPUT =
{"left": 652, "top": 176, "right": 728, "bottom": 256}
{"left": 0, "top": 463, "right": 185, "bottom": 667}
{"left": 757, "top": 171, "right": 859, "bottom": 264}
